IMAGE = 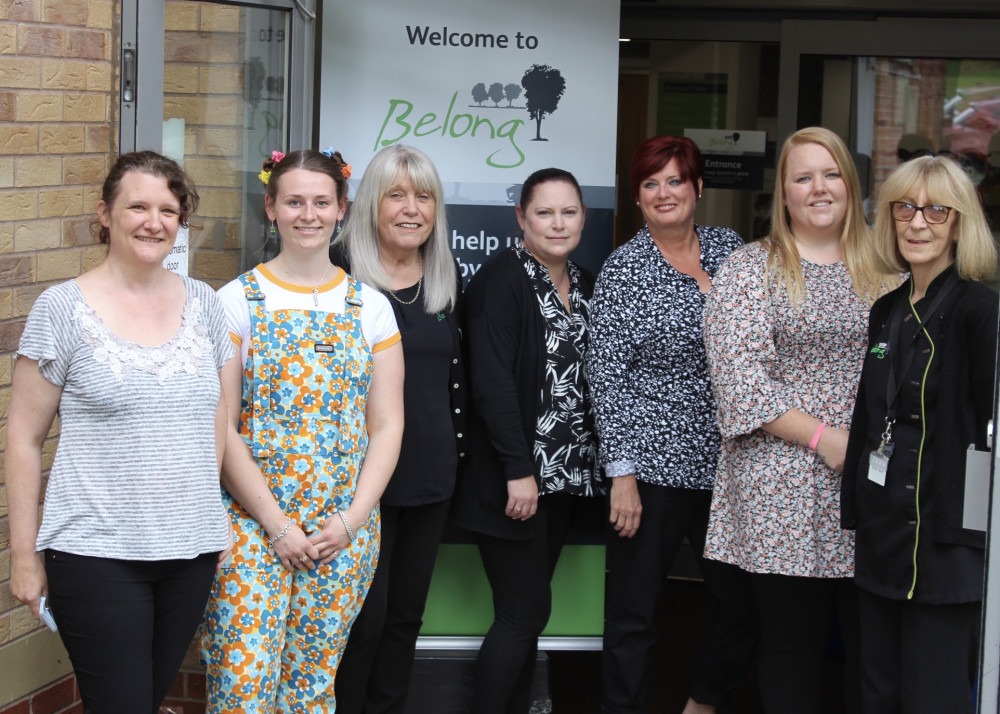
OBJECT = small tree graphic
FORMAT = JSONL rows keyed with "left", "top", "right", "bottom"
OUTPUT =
{"left": 488, "top": 82, "right": 505, "bottom": 107}
{"left": 471, "top": 82, "right": 488, "bottom": 107}
{"left": 521, "top": 64, "right": 565, "bottom": 141}
{"left": 504, "top": 83, "right": 522, "bottom": 107}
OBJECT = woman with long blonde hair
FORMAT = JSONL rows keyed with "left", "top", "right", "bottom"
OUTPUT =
{"left": 703, "top": 127, "right": 895, "bottom": 712}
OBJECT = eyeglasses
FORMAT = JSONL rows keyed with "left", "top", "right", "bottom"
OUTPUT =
{"left": 889, "top": 201, "right": 953, "bottom": 224}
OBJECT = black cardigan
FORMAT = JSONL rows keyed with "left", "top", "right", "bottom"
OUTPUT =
{"left": 451, "top": 248, "right": 596, "bottom": 540}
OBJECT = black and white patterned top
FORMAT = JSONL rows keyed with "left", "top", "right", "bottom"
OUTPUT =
{"left": 516, "top": 245, "right": 600, "bottom": 497}
{"left": 586, "top": 225, "right": 743, "bottom": 488}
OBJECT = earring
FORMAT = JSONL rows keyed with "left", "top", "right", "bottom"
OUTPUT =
{"left": 336, "top": 221, "right": 342, "bottom": 236}
{"left": 269, "top": 221, "right": 276, "bottom": 236}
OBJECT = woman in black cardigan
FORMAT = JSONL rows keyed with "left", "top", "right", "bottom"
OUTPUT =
{"left": 843, "top": 155, "right": 998, "bottom": 714}
{"left": 452, "top": 168, "right": 603, "bottom": 714}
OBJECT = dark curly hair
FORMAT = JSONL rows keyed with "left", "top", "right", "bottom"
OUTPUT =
{"left": 96, "top": 151, "right": 199, "bottom": 244}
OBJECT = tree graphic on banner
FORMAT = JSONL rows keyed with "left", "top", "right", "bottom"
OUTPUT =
{"left": 488, "top": 82, "right": 505, "bottom": 107}
{"left": 504, "top": 83, "right": 522, "bottom": 107}
{"left": 522, "top": 64, "right": 565, "bottom": 141}
{"left": 471, "top": 82, "right": 488, "bottom": 106}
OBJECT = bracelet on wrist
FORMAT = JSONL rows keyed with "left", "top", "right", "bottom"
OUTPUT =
{"left": 809, "top": 423, "right": 827, "bottom": 451}
{"left": 266, "top": 517, "right": 293, "bottom": 554}
{"left": 337, "top": 510, "right": 356, "bottom": 542}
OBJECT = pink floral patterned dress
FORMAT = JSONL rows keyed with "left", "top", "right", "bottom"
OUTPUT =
{"left": 703, "top": 241, "right": 866, "bottom": 578}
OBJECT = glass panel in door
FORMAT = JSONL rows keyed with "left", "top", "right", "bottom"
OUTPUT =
{"left": 163, "top": 0, "right": 291, "bottom": 286}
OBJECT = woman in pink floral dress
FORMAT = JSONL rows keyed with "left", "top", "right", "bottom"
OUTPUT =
{"left": 703, "top": 127, "right": 895, "bottom": 713}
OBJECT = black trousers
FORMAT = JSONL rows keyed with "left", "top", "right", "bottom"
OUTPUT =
{"left": 473, "top": 492, "right": 590, "bottom": 714}
{"left": 858, "top": 587, "right": 979, "bottom": 714}
{"left": 335, "top": 499, "right": 451, "bottom": 714}
{"left": 749, "top": 571, "right": 861, "bottom": 714}
{"left": 44, "top": 549, "right": 217, "bottom": 714}
{"left": 602, "top": 483, "right": 758, "bottom": 714}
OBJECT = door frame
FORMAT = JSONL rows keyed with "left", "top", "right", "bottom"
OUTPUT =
{"left": 119, "top": 0, "right": 316, "bottom": 153}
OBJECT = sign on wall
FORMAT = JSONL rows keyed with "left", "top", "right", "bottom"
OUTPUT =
{"left": 318, "top": 0, "right": 620, "bottom": 279}
{"left": 684, "top": 128, "right": 767, "bottom": 190}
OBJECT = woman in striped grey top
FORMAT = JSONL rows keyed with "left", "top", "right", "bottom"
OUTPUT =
{"left": 6, "top": 152, "right": 234, "bottom": 713}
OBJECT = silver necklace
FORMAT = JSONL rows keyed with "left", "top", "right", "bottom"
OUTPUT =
{"left": 280, "top": 259, "right": 332, "bottom": 306}
{"left": 387, "top": 254, "right": 423, "bottom": 306}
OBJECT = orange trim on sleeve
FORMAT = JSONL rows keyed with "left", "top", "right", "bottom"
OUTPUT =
{"left": 372, "top": 331, "right": 402, "bottom": 353}
{"left": 229, "top": 331, "right": 242, "bottom": 348}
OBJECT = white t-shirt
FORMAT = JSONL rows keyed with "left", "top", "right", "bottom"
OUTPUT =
{"left": 217, "top": 263, "right": 400, "bottom": 364}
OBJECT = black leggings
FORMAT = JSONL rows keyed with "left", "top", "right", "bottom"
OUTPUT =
{"left": 473, "top": 493, "right": 586, "bottom": 714}
{"left": 45, "top": 549, "right": 218, "bottom": 714}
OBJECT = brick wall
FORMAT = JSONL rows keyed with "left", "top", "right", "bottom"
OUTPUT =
{"left": 0, "top": 0, "right": 116, "bottom": 707}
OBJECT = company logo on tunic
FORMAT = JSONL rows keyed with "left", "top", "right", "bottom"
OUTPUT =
{"left": 870, "top": 342, "right": 888, "bottom": 359}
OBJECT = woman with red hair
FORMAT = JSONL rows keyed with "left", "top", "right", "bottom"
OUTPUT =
{"left": 588, "top": 136, "right": 755, "bottom": 714}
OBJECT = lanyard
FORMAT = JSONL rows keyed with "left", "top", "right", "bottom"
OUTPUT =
{"left": 881, "top": 270, "right": 958, "bottom": 449}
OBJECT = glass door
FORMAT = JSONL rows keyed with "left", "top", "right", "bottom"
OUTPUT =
{"left": 120, "top": 0, "right": 315, "bottom": 285}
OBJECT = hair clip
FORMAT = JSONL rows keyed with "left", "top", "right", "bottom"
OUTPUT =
{"left": 258, "top": 169, "right": 271, "bottom": 186}
{"left": 271, "top": 150, "right": 286, "bottom": 163}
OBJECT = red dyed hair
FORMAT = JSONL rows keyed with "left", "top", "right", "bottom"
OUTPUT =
{"left": 628, "top": 135, "right": 703, "bottom": 201}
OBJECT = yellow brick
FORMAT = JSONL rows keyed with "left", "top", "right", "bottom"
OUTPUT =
{"left": 199, "top": 65, "right": 242, "bottom": 95}
{"left": 39, "top": 188, "right": 83, "bottom": 218}
{"left": 0, "top": 158, "right": 13, "bottom": 188}
{"left": 41, "top": 438, "right": 57, "bottom": 470}
{"left": 0, "top": 613, "right": 9, "bottom": 648}
{"left": 81, "top": 244, "right": 106, "bottom": 271}
{"left": 16, "top": 92, "right": 62, "bottom": 121}
{"left": 84, "top": 124, "right": 110, "bottom": 153}
{"left": 82, "top": 185, "right": 102, "bottom": 209}
{"left": 0, "top": 24, "right": 15, "bottom": 54}
{"left": 164, "top": 64, "right": 199, "bottom": 94}
{"left": 62, "top": 155, "right": 105, "bottom": 185}
{"left": 200, "top": 4, "right": 241, "bottom": 32}
{"left": 63, "top": 93, "right": 107, "bottom": 122}
{"left": 0, "top": 126, "right": 39, "bottom": 154}
{"left": 165, "top": 2, "right": 199, "bottom": 31}
{"left": 0, "top": 387, "right": 8, "bottom": 425}
{"left": 42, "top": 0, "right": 87, "bottom": 25}
{"left": 0, "top": 58, "right": 41, "bottom": 89}
{"left": 42, "top": 59, "right": 88, "bottom": 90}
{"left": 11, "top": 605, "right": 42, "bottom": 639}
{"left": 15, "top": 219, "right": 62, "bottom": 251}
{"left": 37, "top": 250, "right": 80, "bottom": 281}
{"left": 198, "top": 127, "right": 241, "bottom": 156}
{"left": 196, "top": 188, "right": 242, "bottom": 219}
{"left": 15, "top": 157, "right": 61, "bottom": 188}
{"left": 163, "top": 95, "right": 241, "bottom": 126}
{"left": 14, "top": 284, "right": 45, "bottom": 317}
{"left": 193, "top": 250, "right": 238, "bottom": 281}
{"left": 0, "top": 353, "right": 12, "bottom": 383}
{"left": 0, "top": 548, "right": 9, "bottom": 582}
{"left": 85, "top": 61, "right": 110, "bottom": 91}
{"left": 87, "top": 0, "right": 113, "bottom": 30}
{"left": 184, "top": 127, "right": 197, "bottom": 155}
{"left": 40, "top": 125, "right": 85, "bottom": 154}
{"left": 0, "top": 191, "right": 38, "bottom": 221}
{"left": 164, "top": 33, "right": 238, "bottom": 64}
{"left": 185, "top": 157, "right": 241, "bottom": 189}
{"left": 0, "top": 290, "right": 12, "bottom": 318}
{"left": 0, "top": 225, "right": 13, "bottom": 252}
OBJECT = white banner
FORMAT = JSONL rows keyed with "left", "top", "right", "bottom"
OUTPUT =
{"left": 318, "top": 0, "right": 619, "bottom": 210}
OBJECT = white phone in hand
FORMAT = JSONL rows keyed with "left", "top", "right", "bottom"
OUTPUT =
{"left": 38, "top": 595, "right": 58, "bottom": 632}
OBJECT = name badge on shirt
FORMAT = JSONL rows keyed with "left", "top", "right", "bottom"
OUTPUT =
{"left": 315, "top": 343, "right": 334, "bottom": 353}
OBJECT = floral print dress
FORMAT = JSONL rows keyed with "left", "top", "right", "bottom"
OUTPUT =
{"left": 703, "top": 241, "right": 866, "bottom": 578}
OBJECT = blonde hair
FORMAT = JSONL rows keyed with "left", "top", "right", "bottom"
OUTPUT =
{"left": 767, "top": 127, "right": 889, "bottom": 306}
{"left": 335, "top": 145, "right": 456, "bottom": 313}
{"left": 873, "top": 155, "right": 997, "bottom": 281}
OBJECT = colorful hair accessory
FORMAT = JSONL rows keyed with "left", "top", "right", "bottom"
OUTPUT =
{"left": 321, "top": 146, "right": 335, "bottom": 158}
{"left": 342, "top": 165, "right": 353, "bottom": 179}
{"left": 271, "top": 150, "right": 286, "bottom": 163}
{"left": 258, "top": 169, "right": 271, "bottom": 186}
{"left": 321, "top": 147, "right": 351, "bottom": 179}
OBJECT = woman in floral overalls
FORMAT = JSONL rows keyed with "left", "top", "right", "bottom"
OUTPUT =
{"left": 202, "top": 149, "right": 404, "bottom": 713}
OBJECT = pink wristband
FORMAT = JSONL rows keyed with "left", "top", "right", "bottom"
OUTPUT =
{"left": 809, "top": 423, "right": 827, "bottom": 451}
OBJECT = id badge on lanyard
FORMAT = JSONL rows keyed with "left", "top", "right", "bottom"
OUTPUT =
{"left": 868, "top": 417, "right": 894, "bottom": 486}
